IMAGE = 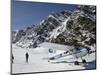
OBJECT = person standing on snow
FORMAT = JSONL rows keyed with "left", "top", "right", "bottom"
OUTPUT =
{"left": 25, "top": 52, "right": 29, "bottom": 63}
{"left": 12, "top": 54, "right": 14, "bottom": 63}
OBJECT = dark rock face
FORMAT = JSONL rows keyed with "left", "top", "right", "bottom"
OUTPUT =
{"left": 50, "top": 6, "right": 96, "bottom": 48}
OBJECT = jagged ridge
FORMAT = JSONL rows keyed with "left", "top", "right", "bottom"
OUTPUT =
{"left": 12, "top": 5, "right": 96, "bottom": 49}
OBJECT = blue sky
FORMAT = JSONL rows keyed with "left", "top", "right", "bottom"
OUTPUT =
{"left": 12, "top": 0, "right": 77, "bottom": 30}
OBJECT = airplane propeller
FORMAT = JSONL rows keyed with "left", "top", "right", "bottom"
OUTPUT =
{"left": 87, "top": 48, "right": 91, "bottom": 56}
{"left": 87, "top": 47, "right": 95, "bottom": 56}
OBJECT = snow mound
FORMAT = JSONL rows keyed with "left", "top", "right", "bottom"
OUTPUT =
{"left": 39, "top": 42, "right": 74, "bottom": 51}
{"left": 33, "top": 47, "right": 48, "bottom": 54}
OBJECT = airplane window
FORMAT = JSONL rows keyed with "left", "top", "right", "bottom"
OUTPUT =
{"left": 64, "top": 52, "right": 66, "bottom": 54}
{"left": 66, "top": 51, "right": 68, "bottom": 53}
{"left": 60, "top": 54, "right": 62, "bottom": 56}
{"left": 64, "top": 51, "right": 68, "bottom": 54}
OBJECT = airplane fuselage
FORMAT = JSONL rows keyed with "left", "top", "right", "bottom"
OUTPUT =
{"left": 49, "top": 48, "right": 88, "bottom": 60}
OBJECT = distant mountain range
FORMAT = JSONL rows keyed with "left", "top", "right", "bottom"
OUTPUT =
{"left": 12, "top": 5, "right": 96, "bottom": 48}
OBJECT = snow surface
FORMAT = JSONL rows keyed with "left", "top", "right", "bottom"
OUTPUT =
{"left": 12, "top": 43, "right": 96, "bottom": 74}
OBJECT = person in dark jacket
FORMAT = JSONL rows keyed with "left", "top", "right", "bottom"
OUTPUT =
{"left": 25, "top": 52, "right": 29, "bottom": 63}
{"left": 12, "top": 54, "right": 14, "bottom": 63}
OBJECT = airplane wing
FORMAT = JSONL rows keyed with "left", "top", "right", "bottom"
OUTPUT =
{"left": 48, "top": 50, "right": 73, "bottom": 60}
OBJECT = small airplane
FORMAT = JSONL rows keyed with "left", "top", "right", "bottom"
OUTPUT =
{"left": 47, "top": 47, "right": 95, "bottom": 65}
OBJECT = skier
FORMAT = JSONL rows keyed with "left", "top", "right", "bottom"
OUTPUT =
{"left": 25, "top": 52, "right": 29, "bottom": 63}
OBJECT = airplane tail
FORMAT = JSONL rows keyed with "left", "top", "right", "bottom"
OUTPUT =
{"left": 48, "top": 48, "right": 55, "bottom": 58}
{"left": 48, "top": 48, "right": 55, "bottom": 54}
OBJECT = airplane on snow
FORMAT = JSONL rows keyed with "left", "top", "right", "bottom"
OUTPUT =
{"left": 47, "top": 47, "right": 95, "bottom": 65}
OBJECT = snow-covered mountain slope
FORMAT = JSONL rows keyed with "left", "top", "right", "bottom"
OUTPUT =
{"left": 14, "top": 10, "right": 71, "bottom": 48}
{"left": 12, "top": 29, "right": 26, "bottom": 43}
{"left": 12, "top": 5, "right": 96, "bottom": 49}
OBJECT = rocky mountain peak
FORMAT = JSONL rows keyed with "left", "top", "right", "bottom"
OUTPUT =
{"left": 12, "top": 5, "right": 96, "bottom": 49}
